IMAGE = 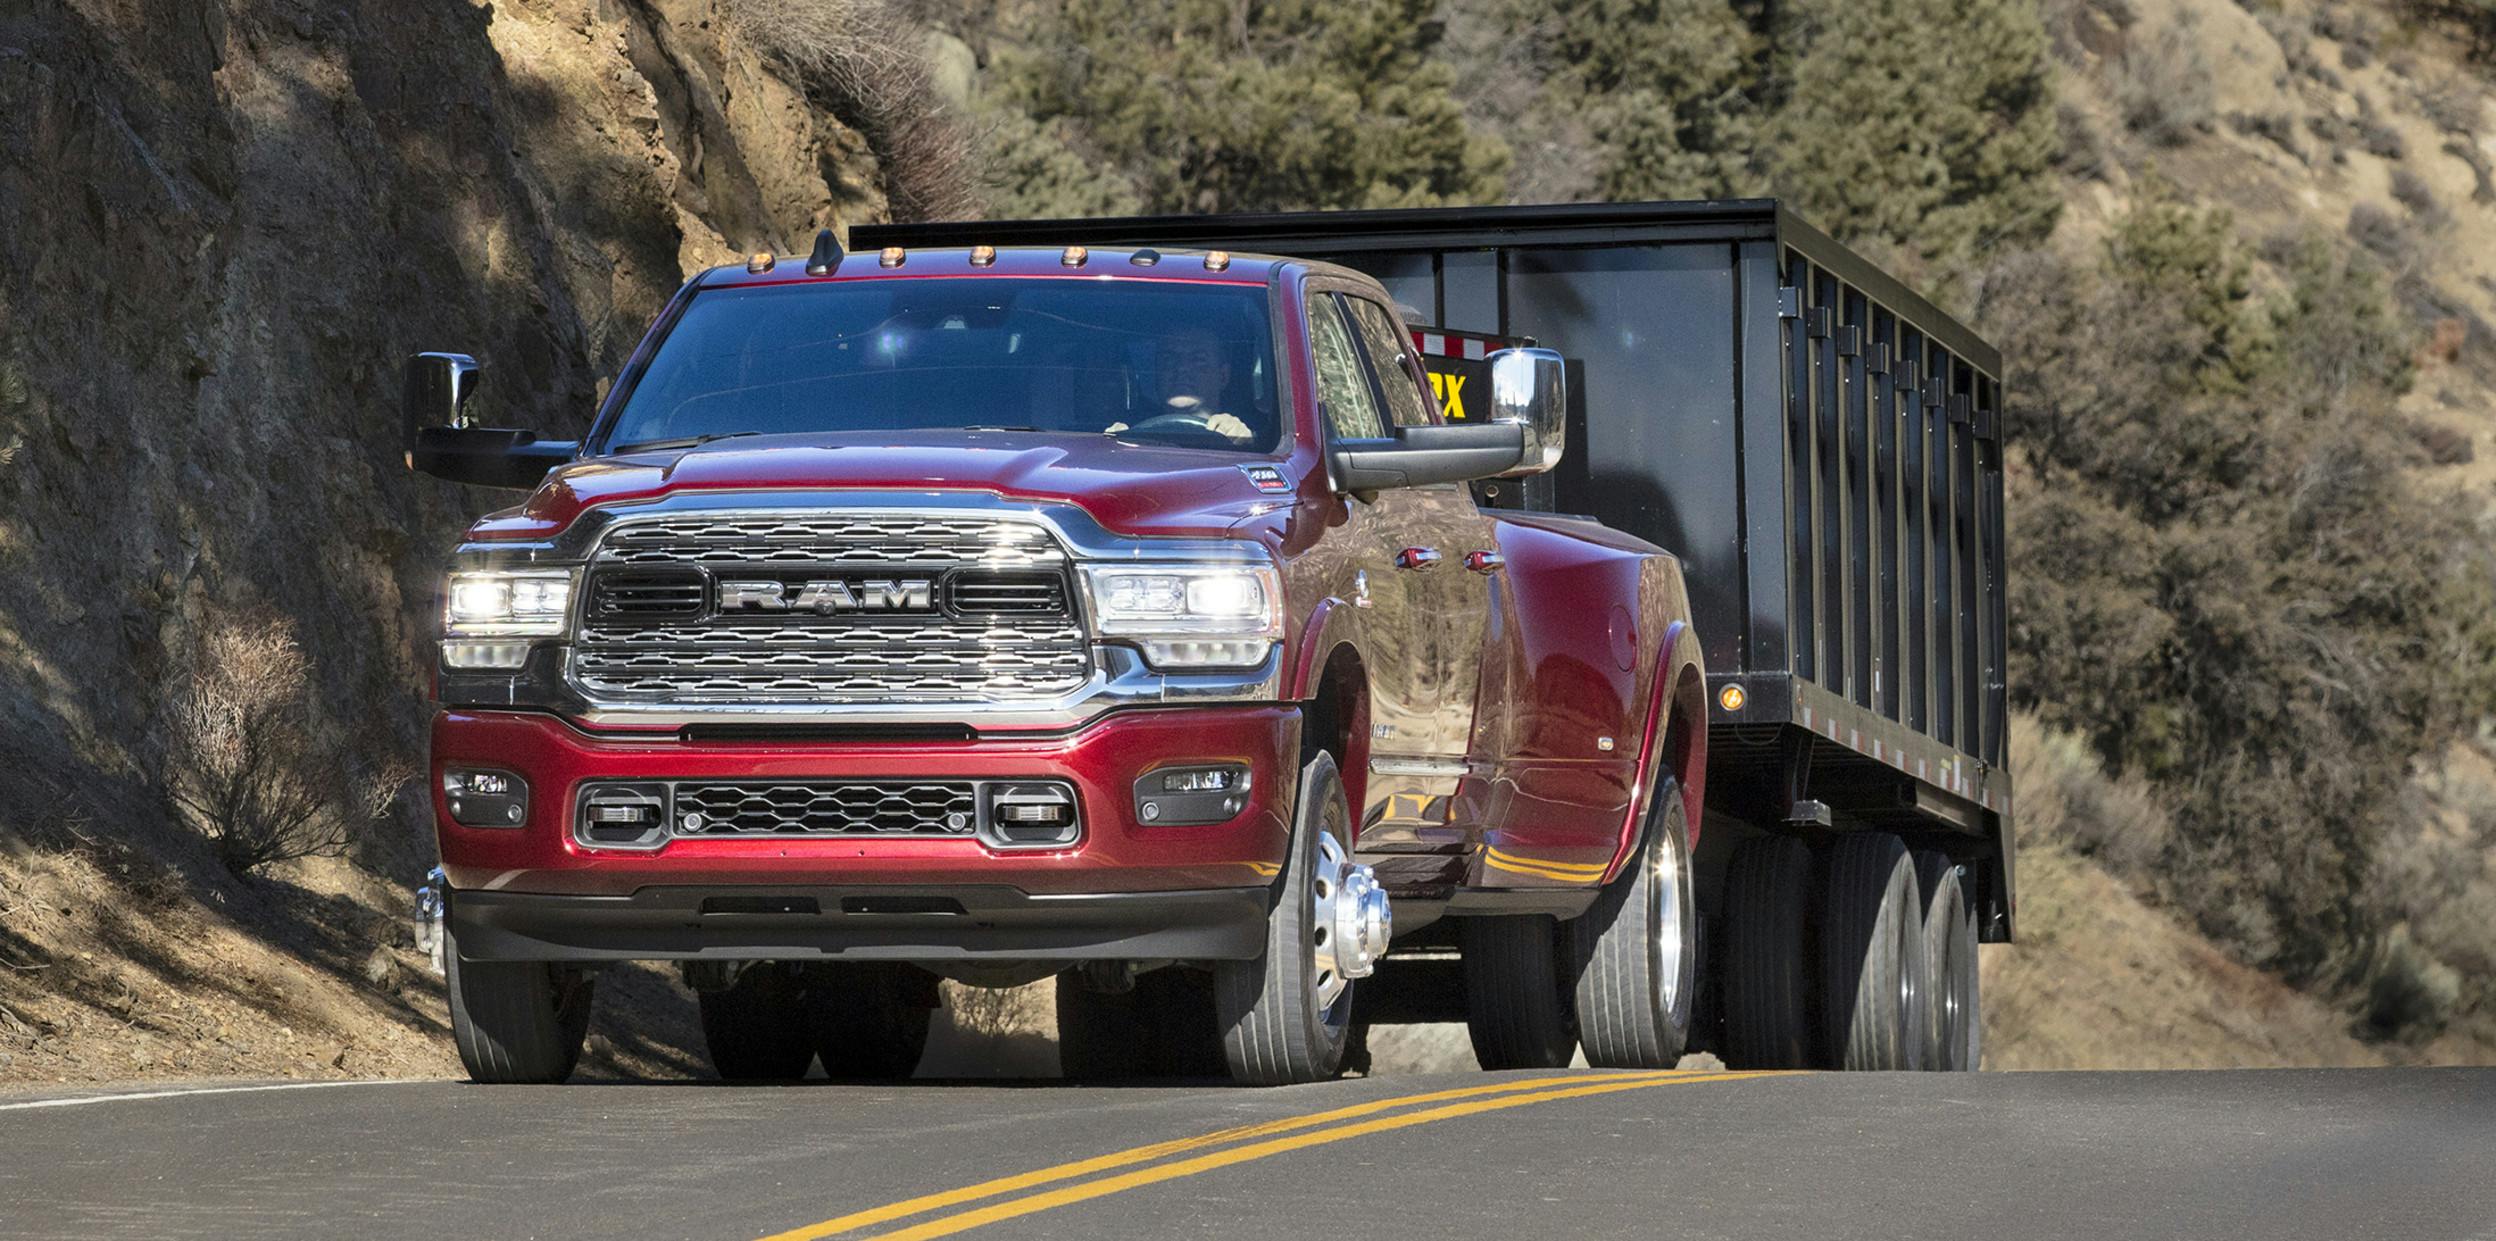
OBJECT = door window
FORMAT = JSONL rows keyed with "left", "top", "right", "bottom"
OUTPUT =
{"left": 1344, "top": 298, "right": 1437, "bottom": 429}
{"left": 1307, "top": 294, "right": 1387, "bottom": 441}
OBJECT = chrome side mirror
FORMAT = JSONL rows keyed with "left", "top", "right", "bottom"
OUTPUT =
{"left": 400, "top": 352, "right": 578, "bottom": 489}
{"left": 1487, "top": 347, "right": 1565, "bottom": 476}
{"left": 403, "top": 352, "right": 481, "bottom": 448}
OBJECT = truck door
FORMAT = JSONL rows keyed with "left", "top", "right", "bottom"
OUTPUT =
{"left": 1339, "top": 294, "right": 1497, "bottom": 848}
{"left": 1305, "top": 291, "right": 1466, "bottom": 849}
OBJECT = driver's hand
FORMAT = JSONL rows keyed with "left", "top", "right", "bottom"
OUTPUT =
{"left": 1203, "top": 413, "right": 1251, "bottom": 440}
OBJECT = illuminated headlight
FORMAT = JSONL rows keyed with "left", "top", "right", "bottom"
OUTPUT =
{"left": 443, "top": 569, "right": 577, "bottom": 639}
{"left": 1080, "top": 564, "right": 1281, "bottom": 669}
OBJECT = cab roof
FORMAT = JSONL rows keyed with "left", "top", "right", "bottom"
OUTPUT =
{"left": 692, "top": 244, "right": 1287, "bottom": 289}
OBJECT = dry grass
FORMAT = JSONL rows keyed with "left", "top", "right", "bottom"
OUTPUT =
{"left": 723, "top": 0, "right": 977, "bottom": 221}
{"left": 164, "top": 618, "right": 404, "bottom": 878}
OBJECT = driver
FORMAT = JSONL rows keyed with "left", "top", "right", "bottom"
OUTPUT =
{"left": 1107, "top": 328, "right": 1257, "bottom": 444}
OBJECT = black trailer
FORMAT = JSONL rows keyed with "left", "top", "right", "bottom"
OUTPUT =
{"left": 863, "top": 202, "right": 2015, "bottom": 949}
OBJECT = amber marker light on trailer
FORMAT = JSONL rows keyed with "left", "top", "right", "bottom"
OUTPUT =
{"left": 746, "top": 251, "right": 775, "bottom": 273}
{"left": 969, "top": 245, "right": 997, "bottom": 267}
{"left": 879, "top": 246, "right": 906, "bottom": 268}
{"left": 1062, "top": 245, "right": 1089, "bottom": 268}
{"left": 1203, "top": 250, "right": 1231, "bottom": 272}
{"left": 1719, "top": 684, "right": 1747, "bottom": 712}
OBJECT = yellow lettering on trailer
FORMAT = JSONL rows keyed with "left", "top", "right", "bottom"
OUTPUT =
{"left": 1428, "top": 373, "right": 1468, "bottom": 421}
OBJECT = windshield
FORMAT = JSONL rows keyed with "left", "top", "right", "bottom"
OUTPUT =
{"left": 600, "top": 278, "right": 1282, "bottom": 454}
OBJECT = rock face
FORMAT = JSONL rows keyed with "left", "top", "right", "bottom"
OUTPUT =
{"left": 0, "top": 0, "right": 881, "bottom": 851}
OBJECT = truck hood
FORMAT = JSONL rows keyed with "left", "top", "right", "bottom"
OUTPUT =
{"left": 463, "top": 430, "right": 1294, "bottom": 542}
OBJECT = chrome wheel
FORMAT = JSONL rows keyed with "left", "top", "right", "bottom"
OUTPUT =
{"left": 1309, "top": 830, "right": 1389, "bottom": 1010}
{"left": 1649, "top": 821, "right": 1685, "bottom": 1019}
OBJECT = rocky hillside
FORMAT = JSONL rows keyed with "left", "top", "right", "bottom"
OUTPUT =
{"left": 0, "top": 0, "right": 899, "bottom": 1083}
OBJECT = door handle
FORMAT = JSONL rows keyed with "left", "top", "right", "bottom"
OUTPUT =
{"left": 1464, "top": 550, "right": 1505, "bottom": 574}
{"left": 1394, "top": 547, "right": 1442, "bottom": 571}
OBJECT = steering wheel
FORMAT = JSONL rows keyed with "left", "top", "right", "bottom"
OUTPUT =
{"left": 1118, "top": 411, "right": 1253, "bottom": 450}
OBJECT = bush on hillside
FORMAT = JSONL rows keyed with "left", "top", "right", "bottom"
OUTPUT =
{"left": 164, "top": 618, "right": 404, "bottom": 878}
{"left": 726, "top": 0, "right": 978, "bottom": 221}
{"left": 1978, "top": 195, "right": 2496, "bottom": 997}
{"left": 993, "top": 0, "right": 1507, "bottom": 214}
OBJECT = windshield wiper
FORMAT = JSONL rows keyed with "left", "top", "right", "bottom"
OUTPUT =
{"left": 959, "top": 425, "right": 1048, "bottom": 433}
{"left": 609, "top": 431, "right": 762, "bottom": 454}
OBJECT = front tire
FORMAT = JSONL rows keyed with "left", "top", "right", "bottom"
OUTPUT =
{"left": 444, "top": 918, "right": 594, "bottom": 1085}
{"left": 1913, "top": 851, "right": 1982, "bottom": 1072}
{"left": 1819, "top": 833, "right": 1930, "bottom": 1070}
{"left": 698, "top": 965, "right": 816, "bottom": 1081}
{"left": 1216, "top": 751, "right": 1361, "bottom": 1085}
{"left": 1570, "top": 782, "right": 1698, "bottom": 1069}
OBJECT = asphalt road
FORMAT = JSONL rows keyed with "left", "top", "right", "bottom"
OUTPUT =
{"left": 2, "top": 1067, "right": 2491, "bottom": 1240}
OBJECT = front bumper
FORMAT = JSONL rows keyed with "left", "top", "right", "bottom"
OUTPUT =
{"left": 447, "top": 884, "right": 1271, "bottom": 963}
{"left": 430, "top": 705, "right": 1299, "bottom": 899}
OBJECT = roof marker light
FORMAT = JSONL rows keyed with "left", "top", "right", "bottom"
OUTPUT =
{"left": 1130, "top": 248, "right": 1160, "bottom": 267}
{"left": 970, "top": 245, "right": 997, "bottom": 267}
{"left": 746, "top": 251, "right": 775, "bottom": 273}
{"left": 879, "top": 246, "right": 906, "bottom": 268}
{"left": 1204, "top": 250, "right": 1231, "bottom": 272}
{"left": 1062, "top": 245, "right": 1088, "bottom": 268}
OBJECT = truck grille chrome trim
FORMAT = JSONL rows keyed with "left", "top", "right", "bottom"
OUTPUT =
{"left": 570, "top": 510, "right": 1092, "bottom": 706}
{"left": 596, "top": 514, "right": 1068, "bottom": 568}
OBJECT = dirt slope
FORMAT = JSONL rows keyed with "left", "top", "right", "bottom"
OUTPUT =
{"left": 0, "top": 0, "right": 885, "bottom": 1085}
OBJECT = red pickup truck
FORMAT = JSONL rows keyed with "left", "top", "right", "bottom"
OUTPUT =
{"left": 407, "top": 234, "right": 1709, "bottom": 1085}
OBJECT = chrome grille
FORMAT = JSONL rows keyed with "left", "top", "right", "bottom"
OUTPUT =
{"left": 572, "top": 512, "right": 1091, "bottom": 704}
{"left": 597, "top": 515, "right": 1067, "bottom": 568}
{"left": 671, "top": 781, "right": 979, "bottom": 837}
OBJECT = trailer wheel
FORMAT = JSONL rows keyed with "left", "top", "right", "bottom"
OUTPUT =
{"left": 1912, "top": 851, "right": 1982, "bottom": 1072}
{"left": 1460, "top": 915, "right": 1578, "bottom": 1069}
{"left": 1215, "top": 751, "right": 1363, "bottom": 1085}
{"left": 1819, "top": 833, "right": 1930, "bottom": 1071}
{"left": 1717, "top": 835, "right": 1815, "bottom": 1070}
{"left": 698, "top": 964, "right": 816, "bottom": 1081}
{"left": 806, "top": 964, "right": 934, "bottom": 1080}
{"left": 1569, "top": 782, "right": 1697, "bottom": 1069}
{"left": 444, "top": 921, "right": 594, "bottom": 1085}
{"left": 1055, "top": 968, "right": 1225, "bottom": 1079}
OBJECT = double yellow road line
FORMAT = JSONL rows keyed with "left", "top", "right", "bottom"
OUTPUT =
{"left": 760, "top": 1068, "right": 1799, "bottom": 1240}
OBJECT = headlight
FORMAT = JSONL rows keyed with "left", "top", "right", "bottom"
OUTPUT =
{"left": 443, "top": 568, "right": 578, "bottom": 638}
{"left": 1080, "top": 564, "right": 1281, "bottom": 669}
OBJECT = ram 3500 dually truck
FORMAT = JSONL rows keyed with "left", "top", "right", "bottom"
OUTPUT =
{"left": 406, "top": 231, "right": 1713, "bottom": 1086}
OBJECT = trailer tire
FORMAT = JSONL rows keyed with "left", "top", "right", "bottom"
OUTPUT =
{"left": 1216, "top": 751, "right": 1358, "bottom": 1085}
{"left": 1912, "top": 851, "right": 1982, "bottom": 1072}
{"left": 698, "top": 965, "right": 816, "bottom": 1081}
{"left": 1569, "top": 782, "right": 1697, "bottom": 1069}
{"left": 445, "top": 921, "right": 594, "bottom": 1085}
{"left": 806, "top": 964, "right": 934, "bottom": 1080}
{"left": 1717, "top": 835, "right": 1815, "bottom": 1070}
{"left": 1460, "top": 915, "right": 1578, "bottom": 1070}
{"left": 1819, "top": 833, "right": 1930, "bottom": 1071}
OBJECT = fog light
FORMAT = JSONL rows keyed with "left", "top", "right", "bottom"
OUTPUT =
{"left": 444, "top": 769, "right": 528, "bottom": 828}
{"left": 576, "top": 783, "right": 669, "bottom": 849}
{"left": 443, "top": 640, "right": 532, "bottom": 670}
{"left": 1134, "top": 765, "right": 1249, "bottom": 827}
{"left": 985, "top": 783, "right": 1080, "bottom": 846}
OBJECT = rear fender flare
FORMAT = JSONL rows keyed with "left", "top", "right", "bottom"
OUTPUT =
{"left": 1602, "top": 619, "right": 1708, "bottom": 884}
